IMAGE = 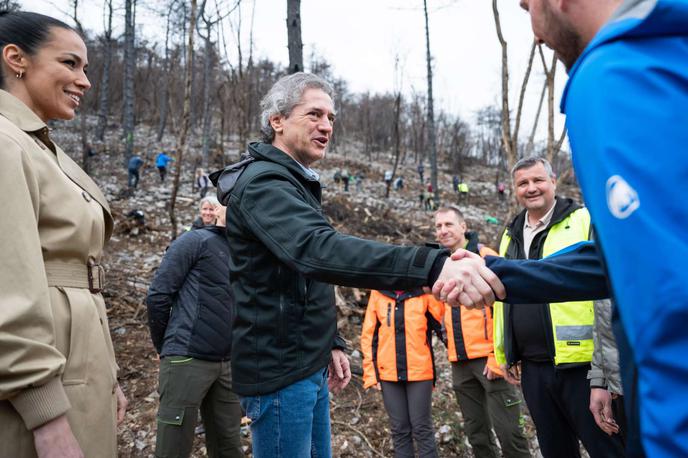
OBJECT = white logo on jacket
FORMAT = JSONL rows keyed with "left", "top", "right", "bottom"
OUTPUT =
{"left": 606, "top": 175, "right": 640, "bottom": 219}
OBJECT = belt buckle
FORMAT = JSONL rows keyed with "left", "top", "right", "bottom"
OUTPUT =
{"left": 87, "top": 257, "right": 104, "bottom": 293}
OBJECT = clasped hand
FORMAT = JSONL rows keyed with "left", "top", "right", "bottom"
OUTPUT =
{"left": 431, "top": 249, "right": 505, "bottom": 308}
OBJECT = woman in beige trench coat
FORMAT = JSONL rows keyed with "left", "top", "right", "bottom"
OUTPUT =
{"left": 0, "top": 11, "right": 127, "bottom": 457}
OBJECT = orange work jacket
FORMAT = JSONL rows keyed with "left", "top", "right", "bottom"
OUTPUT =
{"left": 443, "top": 245, "right": 502, "bottom": 375}
{"left": 361, "top": 289, "right": 444, "bottom": 389}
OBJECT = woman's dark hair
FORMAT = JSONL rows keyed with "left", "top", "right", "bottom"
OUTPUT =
{"left": 0, "top": 11, "right": 75, "bottom": 87}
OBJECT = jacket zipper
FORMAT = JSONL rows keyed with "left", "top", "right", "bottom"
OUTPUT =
{"left": 482, "top": 307, "right": 488, "bottom": 340}
{"left": 387, "top": 303, "right": 391, "bottom": 327}
{"left": 278, "top": 265, "right": 285, "bottom": 346}
{"left": 304, "top": 279, "right": 308, "bottom": 305}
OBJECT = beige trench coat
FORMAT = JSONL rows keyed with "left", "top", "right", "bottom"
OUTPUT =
{"left": 0, "top": 90, "right": 119, "bottom": 457}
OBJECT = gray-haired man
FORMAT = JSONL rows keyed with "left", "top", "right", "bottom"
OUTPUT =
{"left": 217, "top": 72, "right": 503, "bottom": 457}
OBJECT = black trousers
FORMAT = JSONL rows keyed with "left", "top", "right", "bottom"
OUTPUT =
{"left": 613, "top": 395, "right": 627, "bottom": 447}
{"left": 520, "top": 360, "right": 625, "bottom": 458}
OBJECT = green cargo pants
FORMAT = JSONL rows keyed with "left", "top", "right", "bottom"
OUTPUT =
{"left": 155, "top": 356, "right": 243, "bottom": 458}
{"left": 452, "top": 357, "right": 531, "bottom": 458}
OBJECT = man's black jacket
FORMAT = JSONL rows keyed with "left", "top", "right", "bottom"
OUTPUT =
{"left": 146, "top": 225, "right": 235, "bottom": 361}
{"left": 224, "top": 142, "right": 444, "bottom": 396}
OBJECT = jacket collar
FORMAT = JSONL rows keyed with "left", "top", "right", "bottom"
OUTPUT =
{"left": 248, "top": 142, "right": 321, "bottom": 183}
{"left": 507, "top": 196, "right": 581, "bottom": 241}
{"left": 464, "top": 231, "right": 481, "bottom": 255}
{"left": 200, "top": 225, "right": 226, "bottom": 235}
{"left": 0, "top": 90, "right": 113, "bottom": 239}
{"left": 0, "top": 89, "right": 47, "bottom": 133}
{"left": 610, "top": 0, "right": 657, "bottom": 22}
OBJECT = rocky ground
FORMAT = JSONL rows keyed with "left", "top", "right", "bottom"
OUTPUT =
{"left": 51, "top": 120, "right": 582, "bottom": 457}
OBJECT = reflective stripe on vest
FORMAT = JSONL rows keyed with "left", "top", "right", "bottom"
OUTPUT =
{"left": 493, "top": 300, "right": 507, "bottom": 365}
{"left": 495, "top": 208, "right": 594, "bottom": 365}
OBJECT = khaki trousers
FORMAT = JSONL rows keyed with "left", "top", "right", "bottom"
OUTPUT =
{"left": 452, "top": 357, "right": 531, "bottom": 458}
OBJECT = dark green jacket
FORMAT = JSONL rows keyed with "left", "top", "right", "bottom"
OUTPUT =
{"left": 225, "top": 142, "right": 444, "bottom": 396}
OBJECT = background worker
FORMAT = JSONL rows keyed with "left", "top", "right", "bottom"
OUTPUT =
{"left": 361, "top": 289, "right": 444, "bottom": 458}
{"left": 493, "top": 157, "right": 623, "bottom": 458}
{"left": 155, "top": 150, "right": 174, "bottom": 182}
{"left": 434, "top": 206, "right": 530, "bottom": 458}
{"left": 195, "top": 168, "right": 211, "bottom": 198}
{"left": 127, "top": 153, "right": 144, "bottom": 189}
{"left": 147, "top": 205, "right": 242, "bottom": 458}
{"left": 185, "top": 195, "right": 220, "bottom": 232}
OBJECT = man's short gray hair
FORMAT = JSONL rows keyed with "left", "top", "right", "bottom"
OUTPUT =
{"left": 259, "top": 72, "right": 336, "bottom": 143}
{"left": 510, "top": 156, "right": 555, "bottom": 179}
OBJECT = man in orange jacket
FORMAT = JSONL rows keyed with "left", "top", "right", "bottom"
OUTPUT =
{"left": 434, "top": 206, "right": 530, "bottom": 458}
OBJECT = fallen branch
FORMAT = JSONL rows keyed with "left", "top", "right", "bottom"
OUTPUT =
{"left": 331, "top": 420, "right": 386, "bottom": 457}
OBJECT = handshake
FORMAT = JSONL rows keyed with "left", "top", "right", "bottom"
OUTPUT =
{"left": 431, "top": 249, "right": 505, "bottom": 308}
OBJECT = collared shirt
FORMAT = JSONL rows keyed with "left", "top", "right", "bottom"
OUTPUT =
{"left": 522, "top": 201, "right": 556, "bottom": 258}
{"left": 294, "top": 160, "right": 320, "bottom": 181}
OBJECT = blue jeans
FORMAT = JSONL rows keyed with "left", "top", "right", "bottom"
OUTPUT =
{"left": 241, "top": 367, "right": 331, "bottom": 458}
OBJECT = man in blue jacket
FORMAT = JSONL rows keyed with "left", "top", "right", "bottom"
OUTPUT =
{"left": 155, "top": 151, "right": 174, "bottom": 182}
{"left": 450, "top": 1, "right": 687, "bottom": 456}
{"left": 127, "top": 154, "right": 144, "bottom": 189}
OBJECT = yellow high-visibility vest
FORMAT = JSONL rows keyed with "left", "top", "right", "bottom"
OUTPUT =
{"left": 494, "top": 208, "right": 594, "bottom": 365}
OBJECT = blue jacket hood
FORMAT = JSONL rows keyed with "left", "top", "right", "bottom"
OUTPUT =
{"left": 562, "top": 0, "right": 688, "bottom": 111}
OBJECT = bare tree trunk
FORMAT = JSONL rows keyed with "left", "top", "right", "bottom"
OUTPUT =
{"left": 169, "top": 0, "right": 197, "bottom": 240}
{"left": 538, "top": 45, "right": 566, "bottom": 163}
{"left": 387, "top": 93, "right": 402, "bottom": 198}
{"left": 492, "top": 0, "right": 515, "bottom": 170}
{"left": 79, "top": 89, "right": 89, "bottom": 173}
{"left": 196, "top": 0, "right": 241, "bottom": 164}
{"left": 546, "top": 62, "right": 556, "bottom": 162}
{"left": 198, "top": 0, "right": 214, "bottom": 168}
{"left": 512, "top": 40, "right": 536, "bottom": 159}
{"left": 492, "top": 0, "right": 537, "bottom": 172}
{"left": 218, "top": 84, "right": 227, "bottom": 164}
{"left": 68, "top": 0, "right": 91, "bottom": 173}
{"left": 95, "top": 0, "right": 113, "bottom": 143}
{"left": 526, "top": 77, "right": 547, "bottom": 156}
{"left": 156, "top": 3, "right": 173, "bottom": 142}
{"left": 552, "top": 126, "right": 568, "bottom": 164}
{"left": 423, "top": 0, "right": 438, "bottom": 202}
{"left": 200, "top": 35, "right": 213, "bottom": 168}
{"left": 122, "top": 0, "right": 136, "bottom": 158}
{"left": 228, "top": 4, "right": 250, "bottom": 148}
{"left": 287, "top": 0, "right": 303, "bottom": 73}
{"left": 0, "top": 1, "right": 20, "bottom": 12}
{"left": 245, "top": 0, "right": 257, "bottom": 137}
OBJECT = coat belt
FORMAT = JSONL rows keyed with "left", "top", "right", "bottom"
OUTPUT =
{"left": 44, "top": 258, "right": 105, "bottom": 293}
